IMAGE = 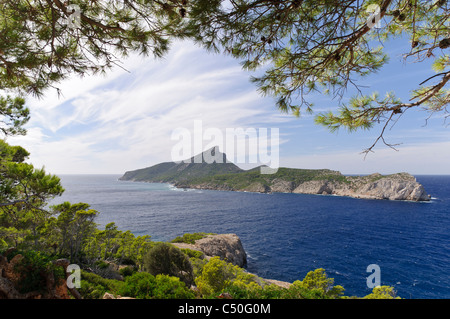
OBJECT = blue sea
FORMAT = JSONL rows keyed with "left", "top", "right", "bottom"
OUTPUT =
{"left": 50, "top": 174, "right": 450, "bottom": 299}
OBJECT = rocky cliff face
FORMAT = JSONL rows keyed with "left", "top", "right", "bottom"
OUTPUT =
{"left": 182, "top": 172, "right": 430, "bottom": 201}
{"left": 172, "top": 234, "right": 247, "bottom": 267}
{"left": 292, "top": 173, "right": 430, "bottom": 201}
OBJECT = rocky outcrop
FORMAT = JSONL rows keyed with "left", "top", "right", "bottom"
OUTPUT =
{"left": 103, "top": 292, "right": 135, "bottom": 299}
{"left": 172, "top": 234, "right": 247, "bottom": 267}
{"left": 292, "top": 173, "right": 430, "bottom": 201}
{"left": 268, "top": 179, "right": 295, "bottom": 193}
{"left": 0, "top": 250, "right": 73, "bottom": 299}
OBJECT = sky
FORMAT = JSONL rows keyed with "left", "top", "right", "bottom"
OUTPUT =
{"left": 6, "top": 37, "right": 450, "bottom": 175}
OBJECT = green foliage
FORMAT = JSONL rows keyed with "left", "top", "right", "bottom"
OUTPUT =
{"left": 289, "top": 268, "right": 345, "bottom": 299}
{"left": 0, "top": 95, "right": 30, "bottom": 136}
{"left": 364, "top": 286, "right": 400, "bottom": 299}
{"left": 180, "top": 248, "right": 205, "bottom": 259}
{"left": 11, "top": 250, "right": 64, "bottom": 294}
{"left": 0, "top": 1, "right": 186, "bottom": 97}
{"left": 143, "top": 242, "right": 194, "bottom": 287}
{"left": 120, "top": 152, "right": 242, "bottom": 183}
{"left": 84, "top": 225, "right": 152, "bottom": 268}
{"left": 79, "top": 270, "right": 125, "bottom": 299}
{"left": 185, "top": 167, "right": 348, "bottom": 191}
{"left": 118, "top": 272, "right": 195, "bottom": 299}
{"left": 0, "top": 140, "right": 64, "bottom": 251}
{"left": 184, "top": 0, "right": 450, "bottom": 150}
{"left": 195, "top": 256, "right": 261, "bottom": 298}
{"left": 0, "top": 140, "right": 64, "bottom": 212}
{"left": 119, "top": 266, "right": 137, "bottom": 278}
{"left": 151, "top": 274, "right": 195, "bottom": 299}
{"left": 50, "top": 202, "right": 98, "bottom": 263}
{"left": 171, "top": 232, "right": 215, "bottom": 244}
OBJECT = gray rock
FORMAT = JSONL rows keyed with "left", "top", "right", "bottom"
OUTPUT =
{"left": 292, "top": 173, "right": 430, "bottom": 201}
{"left": 173, "top": 234, "right": 247, "bottom": 267}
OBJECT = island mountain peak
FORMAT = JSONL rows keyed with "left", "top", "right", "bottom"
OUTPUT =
{"left": 120, "top": 146, "right": 242, "bottom": 183}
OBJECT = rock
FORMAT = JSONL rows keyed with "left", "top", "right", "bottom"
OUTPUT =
{"left": 173, "top": 234, "right": 247, "bottom": 267}
{"left": 103, "top": 292, "right": 135, "bottom": 299}
{"left": 292, "top": 173, "right": 430, "bottom": 201}
{"left": 293, "top": 180, "right": 334, "bottom": 195}
{"left": 261, "top": 278, "right": 292, "bottom": 289}
{"left": 218, "top": 292, "right": 233, "bottom": 299}
{"left": 196, "top": 234, "right": 247, "bottom": 267}
{"left": 269, "top": 179, "right": 295, "bottom": 193}
{"left": 0, "top": 252, "right": 71, "bottom": 299}
{"left": 103, "top": 292, "right": 116, "bottom": 299}
{"left": 241, "top": 182, "right": 270, "bottom": 193}
{"left": 342, "top": 173, "right": 430, "bottom": 201}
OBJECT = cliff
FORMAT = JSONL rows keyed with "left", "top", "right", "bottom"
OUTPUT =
{"left": 291, "top": 173, "right": 430, "bottom": 201}
{"left": 171, "top": 233, "right": 292, "bottom": 289}
{"left": 172, "top": 233, "right": 247, "bottom": 268}
{"left": 120, "top": 147, "right": 430, "bottom": 202}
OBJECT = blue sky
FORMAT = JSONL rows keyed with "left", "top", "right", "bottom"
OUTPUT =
{"left": 7, "top": 38, "right": 450, "bottom": 175}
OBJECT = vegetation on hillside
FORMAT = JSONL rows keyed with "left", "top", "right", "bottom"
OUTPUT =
{"left": 182, "top": 167, "right": 350, "bottom": 190}
{"left": 120, "top": 156, "right": 352, "bottom": 191}
{"left": 0, "top": 221, "right": 400, "bottom": 299}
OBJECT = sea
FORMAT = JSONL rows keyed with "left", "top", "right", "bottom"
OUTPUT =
{"left": 49, "top": 174, "right": 450, "bottom": 299}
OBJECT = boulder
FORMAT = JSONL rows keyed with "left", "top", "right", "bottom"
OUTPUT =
{"left": 173, "top": 234, "right": 247, "bottom": 267}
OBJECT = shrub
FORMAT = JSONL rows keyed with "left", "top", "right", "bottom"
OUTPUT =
{"left": 12, "top": 250, "right": 64, "bottom": 294}
{"left": 79, "top": 270, "right": 124, "bottom": 299}
{"left": 119, "top": 266, "right": 137, "bottom": 278}
{"left": 195, "top": 256, "right": 260, "bottom": 298}
{"left": 153, "top": 274, "right": 195, "bottom": 299}
{"left": 363, "top": 286, "right": 400, "bottom": 299}
{"left": 119, "top": 272, "right": 156, "bottom": 299}
{"left": 180, "top": 248, "right": 204, "bottom": 259}
{"left": 143, "top": 242, "right": 194, "bottom": 286}
{"left": 288, "top": 268, "right": 345, "bottom": 299}
{"left": 118, "top": 272, "right": 194, "bottom": 299}
{"left": 171, "top": 232, "right": 215, "bottom": 244}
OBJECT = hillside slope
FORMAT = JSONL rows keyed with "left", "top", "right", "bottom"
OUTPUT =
{"left": 120, "top": 148, "right": 430, "bottom": 201}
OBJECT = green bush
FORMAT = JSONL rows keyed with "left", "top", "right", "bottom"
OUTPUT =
{"left": 143, "top": 242, "right": 194, "bottom": 286}
{"left": 285, "top": 269, "right": 345, "bottom": 299}
{"left": 171, "top": 232, "right": 215, "bottom": 244}
{"left": 119, "top": 266, "right": 137, "bottom": 278}
{"left": 118, "top": 272, "right": 194, "bottom": 299}
{"left": 153, "top": 274, "right": 195, "bottom": 299}
{"left": 12, "top": 250, "right": 65, "bottom": 294}
{"left": 195, "top": 256, "right": 260, "bottom": 298}
{"left": 180, "top": 248, "right": 204, "bottom": 259}
{"left": 363, "top": 286, "right": 400, "bottom": 299}
{"left": 79, "top": 270, "right": 124, "bottom": 299}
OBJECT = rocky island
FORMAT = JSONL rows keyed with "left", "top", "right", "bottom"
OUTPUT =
{"left": 120, "top": 147, "right": 430, "bottom": 202}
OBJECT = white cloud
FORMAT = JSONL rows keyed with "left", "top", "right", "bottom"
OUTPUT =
{"left": 9, "top": 41, "right": 290, "bottom": 174}
{"left": 8, "top": 40, "right": 448, "bottom": 176}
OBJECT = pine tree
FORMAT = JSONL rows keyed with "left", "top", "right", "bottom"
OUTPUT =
{"left": 184, "top": 0, "right": 450, "bottom": 152}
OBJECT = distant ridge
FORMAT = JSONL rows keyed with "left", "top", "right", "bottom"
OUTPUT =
{"left": 120, "top": 147, "right": 431, "bottom": 201}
